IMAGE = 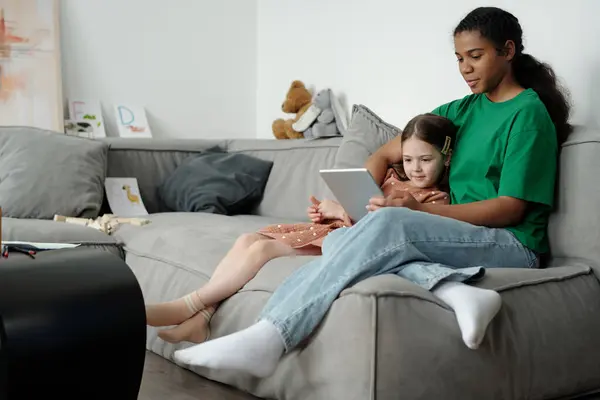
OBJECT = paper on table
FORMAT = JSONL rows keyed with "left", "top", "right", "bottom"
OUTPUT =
{"left": 104, "top": 178, "right": 149, "bottom": 217}
{"left": 2, "top": 241, "right": 80, "bottom": 250}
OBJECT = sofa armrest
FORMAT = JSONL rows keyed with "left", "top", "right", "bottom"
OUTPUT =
{"left": 341, "top": 274, "right": 447, "bottom": 307}
{"left": 548, "top": 126, "right": 600, "bottom": 275}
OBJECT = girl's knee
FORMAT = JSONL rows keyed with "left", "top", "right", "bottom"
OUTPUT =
{"left": 250, "top": 239, "right": 293, "bottom": 259}
{"left": 235, "top": 232, "right": 263, "bottom": 248}
{"left": 249, "top": 239, "right": 270, "bottom": 254}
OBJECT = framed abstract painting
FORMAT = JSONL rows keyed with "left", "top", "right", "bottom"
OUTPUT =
{"left": 0, "top": 0, "right": 63, "bottom": 132}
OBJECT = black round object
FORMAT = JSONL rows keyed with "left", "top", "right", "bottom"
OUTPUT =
{"left": 0, "top": 248, "right": 146, "bottom": 399}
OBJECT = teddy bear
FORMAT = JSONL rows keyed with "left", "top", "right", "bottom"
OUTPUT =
{"left": 302, "top": 89, "right": 341, "bottom": 140}
{"left": 272, "top": 80, "right": 314, "bottom": 139}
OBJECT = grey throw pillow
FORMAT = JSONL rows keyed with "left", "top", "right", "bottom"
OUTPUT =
{"left": 0, "top": 127, "right": 108, "bottom": 219}
{"left": 334, "top": 104, "right": 401, "bottom": 168}
{"left": 158, "top": 149, "right": 274, "bottom": 215}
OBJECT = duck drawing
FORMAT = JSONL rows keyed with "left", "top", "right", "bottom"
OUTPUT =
{"left": 122, "top": 185, "right": 140, "bottom": 204}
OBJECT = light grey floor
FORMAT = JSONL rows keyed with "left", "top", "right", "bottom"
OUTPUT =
{"left": 138, "top": 351, "right": 261, "bottom": 400}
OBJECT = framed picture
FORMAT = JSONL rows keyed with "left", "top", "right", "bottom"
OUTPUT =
{"left": 68, "top": 99, "right": 107, "bottom": 138}
{"left": 0, "top": 0, "right": 63, "bottom": 132}
{"left": 114, "top": 104, "right": 153, "bottom": 138}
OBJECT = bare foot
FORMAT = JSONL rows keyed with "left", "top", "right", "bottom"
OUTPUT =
{"left": 146, "top": 291, "right": 205, "bottom": 327}
{"left": 158, "top": 307, "right": 216, "bottom": 344}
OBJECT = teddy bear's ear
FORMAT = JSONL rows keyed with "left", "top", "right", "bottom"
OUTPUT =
{"left": 290, "top": 80, "right": 305, "bottom": 89}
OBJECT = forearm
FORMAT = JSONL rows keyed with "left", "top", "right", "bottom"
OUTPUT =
{"left": 420, "top": 197, "right": 526, "bottom": 228}
{"left": 364, "top": 154, "right": 391, "bottom": 186}
{"left": 364, "top": 136, "right": 403, "bottom": 186}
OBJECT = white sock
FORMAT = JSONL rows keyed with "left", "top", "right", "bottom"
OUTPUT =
{"left": 433, "top": 281, "right": 502, "bottom": 349}
{"left": 173, "top": 320, "right": 285, "bottom": 378}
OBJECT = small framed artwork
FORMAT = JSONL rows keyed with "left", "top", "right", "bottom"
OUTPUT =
{"left": 67, "top": 99, "right": 107, "bottom": 138}
{"left": 114, "top": 104, "right": 153, "bottom": 138}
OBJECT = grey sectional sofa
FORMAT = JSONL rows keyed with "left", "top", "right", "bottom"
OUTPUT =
{"left": 2, "top": 108, "right": 600, "bottom": 399}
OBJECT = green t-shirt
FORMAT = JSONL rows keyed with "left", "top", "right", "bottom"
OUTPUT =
{"left": 432, "top": 88, "right": 558, "bottom": 254}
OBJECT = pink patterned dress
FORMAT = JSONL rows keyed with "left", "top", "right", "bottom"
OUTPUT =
{"left": 257, "top": 168, "right": 449, "bottom": 249}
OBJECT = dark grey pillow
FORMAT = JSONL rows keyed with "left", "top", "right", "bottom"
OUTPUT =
{"left": 158, "top": 150, "right": 274, "bottom": 215}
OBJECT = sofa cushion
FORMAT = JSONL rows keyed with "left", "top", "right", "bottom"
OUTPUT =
{"left": 157, "top": 151, "right": 273, "bottom": 215}
{"left": 133, "top": 231, "right": 600, "bottom": 399}
{"left": 334, "top": 104, "right": 402, "bottom": 168}
{"left": 113, "top": 212, "right": 303, "bottom": 283}
{"left": 1, "top": 217, "right": 122, "bottom": 259}
{"left": 0, "top": 127, "right": 108, "bottom": 219}
{"left": 121, "top": 210, "right": 600, "bottom": 399}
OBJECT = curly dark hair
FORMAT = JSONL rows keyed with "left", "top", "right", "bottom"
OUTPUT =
{"left": 454, "top": 6, "right": 573, "bottom": 144}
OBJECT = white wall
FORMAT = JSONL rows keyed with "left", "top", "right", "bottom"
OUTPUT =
{"left": 256, "top": 0, "right": 600, "bottom": 139}
{"left": 60, "top": 0, "right": 257, "bottom": 139}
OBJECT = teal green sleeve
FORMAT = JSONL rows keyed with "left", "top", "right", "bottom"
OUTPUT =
{"left": 498, "top": 129, "right": 557, "bottom": 206}
{"left": 431, "top": 101, "right": 456, "bottom": 120}
{"left": 431, "top": 97, "right": 466, "bottom": 122}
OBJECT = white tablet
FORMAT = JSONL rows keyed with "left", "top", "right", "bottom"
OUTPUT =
{"left": 319, "top": 168, "right": 384, "bottom": 222}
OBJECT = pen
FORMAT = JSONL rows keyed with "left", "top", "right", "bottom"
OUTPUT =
{"left": 6, "top": 246, "right": 35, "bottom": 259}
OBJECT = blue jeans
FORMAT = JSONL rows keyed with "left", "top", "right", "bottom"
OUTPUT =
{"left": 258, "top": 207, "right": 538, "bottom": 351}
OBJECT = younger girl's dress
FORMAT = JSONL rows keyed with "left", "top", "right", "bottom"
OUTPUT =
{"left": 257, "top": 168, "right": 450, "bottom": 249}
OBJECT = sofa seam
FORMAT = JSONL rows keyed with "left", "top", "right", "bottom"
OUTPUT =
{"left": 335, "top": 267, "right": 593, "bottom": 309}
{"left": 232, "top": 267, "right": 593, "bottom": 302}
{"left": 370, "top": 294, "right": 378, "bottom": 400}
{"left": 562, "top": 139, "right": 600, "bottom": 148}
{"left": 106, "top": 142, "right": 340, "bottom": 153}
{"left": 122, "top": 246, "right": 212, "bottom": 281}
{"left": 107, "top": 148, "right": 223, "bottom": 154}
{"left": 226, "top": 145, "right": 340, "bottom": 153}
{"left": 491, "top": 268, "right": 593, "bottom": 292}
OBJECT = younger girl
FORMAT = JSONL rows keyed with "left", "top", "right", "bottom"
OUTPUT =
{"left": 145, "top": 113, "right": 457, "bottom": 344}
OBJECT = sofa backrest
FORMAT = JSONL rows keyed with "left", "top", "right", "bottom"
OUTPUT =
{"left": 104, "top": 138, "right": 226, "bottom": 215}
{"left": 547, "top": 125, "right": 600, "bottom": 267}
{"left": 227, "top": 138, "right": 340, "bottom": 220}
{"left": 104, "top": 137, "right": 341, "bottom": 221}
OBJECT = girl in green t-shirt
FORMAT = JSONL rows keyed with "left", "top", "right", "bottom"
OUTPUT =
{"left": 172, "top": 7, "right": 572, "bottom": 376}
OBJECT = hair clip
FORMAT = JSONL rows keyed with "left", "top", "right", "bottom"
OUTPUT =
{"left": 441, "top": 136, "right": 452, "bottom": 155}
